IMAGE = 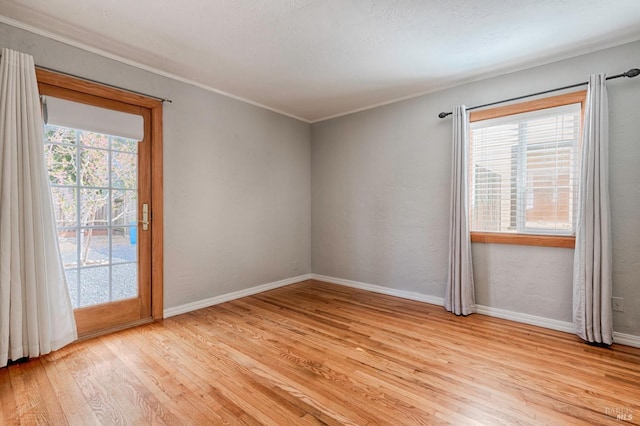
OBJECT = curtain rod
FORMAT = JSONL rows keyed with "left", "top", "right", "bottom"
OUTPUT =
{"left": 437, "top": 68, "right": 639, "bottom": 119}
{"left": 0, "top": 53, "right": 172, "bottom": 103}
{"left": 35, "top": 64, "right": 173, "bottom": 103}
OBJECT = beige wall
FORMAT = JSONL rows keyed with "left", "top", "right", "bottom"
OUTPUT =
{"left": 311, "top": 40, "right": 640, "bottom": 336}
{"left": 0, "top": 22, "right": 312, "bottom": 312}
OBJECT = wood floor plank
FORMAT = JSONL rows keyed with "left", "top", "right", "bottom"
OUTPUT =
{"left": 1, "top": 279, "right": 639, "bottom": 425}
{"left": 102, "top": 331, "right": 215, "bottom": 425}
{"left": 175, "top": 311, "right": 386, "bottom": 424}
{"left": 124, "top": 324, "right": 243, "bottom": 424}
{"left": 30, "top": 359, "right": 69, "bottom": 424}
{"left": 169, "top": 314, "right": 348, "bottom": 425}
{"left": 89, "top": 336, "right": 185, "bottom": 425}
{"left": 8, "top": 359, "right": 60, "bottom": 424}
{"left": 219, "top": 300, "right": 494, "bottom": 424}
{"left": 63, "top": 343, "right": 136, "bottom": 425}
{"left": 41, "top": 348, "right": 103, "bottom": 426}
{"left": 0, "top": 362, "right": 18, "bottom": 425}
{"left": 233, "top": 293, "right": 575, "bottom": 425}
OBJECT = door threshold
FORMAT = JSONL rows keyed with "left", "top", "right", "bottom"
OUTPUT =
{"left": 77, "top": 317, "right": 154, "bottom": 342}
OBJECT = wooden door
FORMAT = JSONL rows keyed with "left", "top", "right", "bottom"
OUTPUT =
{"left": 38, "top": 71, "right": 163, "bottom": 338}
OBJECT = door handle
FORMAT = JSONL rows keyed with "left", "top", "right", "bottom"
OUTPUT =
{"left": 140, "top": 203, "right": 150, "bottom": 231}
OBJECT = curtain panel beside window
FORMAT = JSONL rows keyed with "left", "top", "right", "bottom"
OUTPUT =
{"left": 445, "top": 105, "right": 475, "bottom": 316}
{"left": 0, "top": 48, "right": 77, "bottom": 367}
{"left": 572, "top": 74, "right": 613, "bottom": 345}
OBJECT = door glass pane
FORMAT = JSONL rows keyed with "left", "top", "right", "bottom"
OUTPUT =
{"left": 112, "top": 136, "right": 137, "bottom": 153}
{"left": 80, "top": 228, "right": 109, "bottom": 266}
{"left": 112, "top": 227, "right": 137, "bottom": 264}
{"left": 65, "top": 269, "right": 79, "bottom": 309}
{"left": 112, "top": 190, "right": 137, "bottom": 225}
{"left": 59, "top": 232, "right": 79, "bottom": 269}
{"left": 45, "top": 144, "right": 77, "bottom": 186}
{"left": 50, "top": 187, "right": 77, "bottom": 227}
{"left": 112, "top": 152, "right": 137, "bottom": 189}
{"left": 80, "top": 147, "right": 109, "bottom": 187}
{"left": 112, "top": 263, "right": 138, "bottom": 302}
{"left": 79, "top": 131, "right": 109, "bottom": 149}
{"left": 45, "top": 124, "right": 139, "bottom": 308}
{"left": 45, "top": 125, "right": 77, "bottom": 145}
{"left": 80, "top": 188, "right": 109, "bottom": 228}
{"left": 80, "top": 266, "right": 110, "bottom": 307}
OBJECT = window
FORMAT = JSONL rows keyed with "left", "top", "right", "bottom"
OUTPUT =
{"left": 468, "top": 91, "right": 586, "bottom": 248}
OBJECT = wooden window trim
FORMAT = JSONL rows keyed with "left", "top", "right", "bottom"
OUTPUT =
{"left": 469, "top": 90, "right": 585, "bottom": 248}
{"left": 37, "top": 68, "right": 164, "bottom": 320}
{"left": 469, "top": 90, "right": 587, "bottom": 122}
{"left": 470, "top": 232, "right": 575, "bottom": 248}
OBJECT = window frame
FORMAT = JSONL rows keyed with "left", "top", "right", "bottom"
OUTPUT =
{"left": 468, "top": 90, "right": 586, "bottom": 248}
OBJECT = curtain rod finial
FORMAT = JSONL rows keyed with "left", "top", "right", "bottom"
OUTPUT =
{"left": 625, "top": 68, "right": 640, "bottom": 78}
{"left": 438, "top": 112, "right": 452, "bottom": 119}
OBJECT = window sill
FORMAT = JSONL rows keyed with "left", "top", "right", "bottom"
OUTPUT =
{"left": 470, "top": 232, "right": 575, "bottom": 248}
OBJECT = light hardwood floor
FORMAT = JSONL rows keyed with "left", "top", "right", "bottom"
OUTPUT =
{"left": 1, "top": 280, "right": 639, "bottom": 425}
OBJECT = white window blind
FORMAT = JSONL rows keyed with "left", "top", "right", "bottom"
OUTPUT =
{"left": 469, "top": 103, "right": 581, "bottom": 235}
{"left": 44, "top": 95, "right": 144, "bottom": 141}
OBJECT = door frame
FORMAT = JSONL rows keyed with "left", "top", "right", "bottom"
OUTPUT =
{"left": 37, "top": 68, "right": 164, "bottom": 336}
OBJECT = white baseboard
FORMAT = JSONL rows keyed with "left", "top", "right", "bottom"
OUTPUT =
{"left": 309, "top": 274, "right": 640, "bottom": 348}
{"left": 162, "top": 273, "right": 640, "bottom": 348}
{"left": 613, "top": 331, "right": 640, "bottom": 348}
{"left": 163, "top": 273, "right": 312, "bottom": 318}
{"left": 473, "top": 305, "right": 574, "bottom": 333}
{"left": 310, "top": 274, "right": 445, "bottom": 306}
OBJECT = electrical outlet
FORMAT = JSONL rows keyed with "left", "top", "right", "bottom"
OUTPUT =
{"left": 612, "top": 297, "right": 624, "bottom": 312}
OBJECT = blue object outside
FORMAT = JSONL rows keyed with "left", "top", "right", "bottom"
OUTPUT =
{"left": 129, "top": 221, "right": 137, "bottom": 245}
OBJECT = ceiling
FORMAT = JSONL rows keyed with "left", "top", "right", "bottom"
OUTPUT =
{"left": 2, "top": 0, "right": 640, "bottom": 122}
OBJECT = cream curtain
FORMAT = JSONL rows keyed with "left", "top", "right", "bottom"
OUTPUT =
{"left": 444, "top": 106, "right": 475, "bottom": 316}
{"left": 572, "top": 74, "right": 613, "bottom": 345}
{"left": 0, "top": 48, "right": 77, "bottom": 367}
